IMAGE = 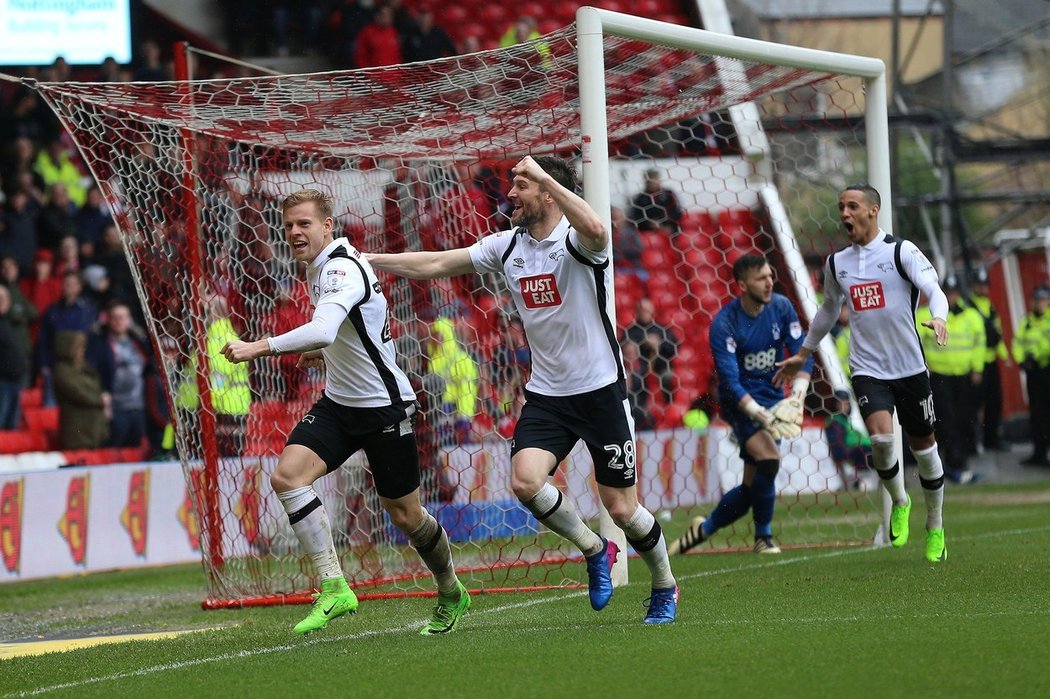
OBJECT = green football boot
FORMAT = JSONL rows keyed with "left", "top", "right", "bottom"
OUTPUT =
{"left": 420, "top": 580, "right": 471, "bottom": 636}
{"left": 925, "top": 528, "right": 947, "bottom": 562}
{"left": 889, "top": 495, "right": 911, "bottom": 548}
{"left": 293, "top": 577, "right": 359, "bottom": 634}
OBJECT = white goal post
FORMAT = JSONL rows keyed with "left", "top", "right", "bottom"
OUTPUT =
{"left": 17, "top": 7, "right": 900, "bottom": 607}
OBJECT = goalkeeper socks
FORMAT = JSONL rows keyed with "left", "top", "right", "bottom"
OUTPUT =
{"left": 707, "top": 484, "right": 752, "bottom": 534}
{"left": 750, "top": 461, "right": 779, "bottom": 538}
{"left": 278, "top": 486, "right": 343, "bottom": 581}
{"left": 408, "top": 509, "right": 459, "bottom": 596}
{"left": 525, "top": 483, "right": 603, "bottom": 557}
{"left": 622, "top": 505, "right": 676, "bottom": 589}
{"left": 913, "top": 443, "right": 945, "bottom": 530}
{"left": 870, "top": 433, "right": 909, "bottom": 505}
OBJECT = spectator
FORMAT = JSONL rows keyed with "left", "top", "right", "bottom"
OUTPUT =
{"left": 965, "top": 268, "right": 1009, "bottom": 451}
{"left": 1011, "top": 285, "right": 1050, "bottom": 467}
{"left": 0, "top": 189, "right": 38, "bottom": 273}
{"left": 428, "top": 316, "right": 479, "bottom": 445}
{"left": 75, "top": 185, "right": 112, "bottom": 259}
{"left": 628, "top": 167, "right": 682, "bottom": 234}
{"left": 0, "top": 285, "right": 30, "bottom": 429}
{"left": 624, "top": 297, "right": 678, "bottom": 405}
{"left": 824, "top": 389, "right": 871, "bottom": 491}
{"left": 97, "top": 56, "right": 124, "bottom": 82}
{"left": 19, "top": 249, "right": 62, "bottom": 342}
{"left": 132, "top": 40, "right": 169, "bottom": 82}
{"left": 610, "top": 205, "right": 646, "bottom": 281}
{"left": 54, "top": 234, "right": 81, "bottom": 278}
{"left": 88, "top": 223, "right": 137, "bottom": 317}
{"left": 354, "top": 5, "right": 403, "bottom": 68}
{"left": 326, "top": 0, "right": 375, "bottom": 66}
{"left": 52, "top": 330, "right": 108, "bottom": 449}
{"left": 0, "top": 255, "right": 38, "bottom": 358}
{"left": 403, "top": 8, "right": 457, "bottom": 62}
{"left": 499, "top": 15, "right": 540, "bottom": 47}
{"left": 81, "top": 264, "right": 118, "bottom": 311}
{"left": 33, "top": 138, "right": 87, "bottom": 207}
{"left": 917, "top": 276, "right": 985, "bottom": 484}
{"left": 622, "top": 338, "right": 655, "bottom": 431}
{"left": 37, "top": 183, "right": 78, "bottom": 252}
{"left": 88, "top": 300, "right": 152, "bottom": 448}
{"left": 36, "top": 269, "right": 98, "bottom": 405}
{"left": 174, "top": 295, "right": 251, "bottom": 457}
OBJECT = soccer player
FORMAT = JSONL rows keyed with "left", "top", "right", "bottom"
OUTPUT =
{"left": 221, "top": 189, "right": 470, "bottom": 635}
{"left": 775, "top": 183, "right": 950, "bottom": 563}
{"left": 367, "top": 155, "right": 678, "bottom": 624}
{"left": 667, "top": 254, "right": 813, "bottom": 556}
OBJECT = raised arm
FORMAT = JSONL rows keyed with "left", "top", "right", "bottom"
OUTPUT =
{"left": 515, "top": 156, "right": 607, "bottom": 252}
{"left": 366, "top": 247, "right": 476, "bottom": 280}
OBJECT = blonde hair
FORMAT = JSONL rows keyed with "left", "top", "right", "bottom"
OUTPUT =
{"left": 282, "top": 189, "right": 334, "bottom": 220}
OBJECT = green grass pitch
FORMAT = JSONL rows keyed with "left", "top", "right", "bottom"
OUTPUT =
{"left": 2, "top": 480, "right": 1049, "bottom": 699}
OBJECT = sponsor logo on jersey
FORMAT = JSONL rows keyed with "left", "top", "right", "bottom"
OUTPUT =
{"left": 327, "top": 269, "right": 346, "bottom": 276}
{"left": 520, "top": 274, "right": 562, "bottom": 308}
{"left": 850, "top": 281, "right": 886, "bottom": 311}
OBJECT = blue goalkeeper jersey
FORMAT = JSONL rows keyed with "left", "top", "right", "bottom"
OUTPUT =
{"left": 710, "top": 292, "right": 814, "bottom": 409}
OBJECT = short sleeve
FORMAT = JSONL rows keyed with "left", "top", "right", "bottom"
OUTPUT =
{"left": 316, "top": 258, "right": 367, "bottom": 312}
{"left": 469, "top": 230, "right": 517, "bottom": 275}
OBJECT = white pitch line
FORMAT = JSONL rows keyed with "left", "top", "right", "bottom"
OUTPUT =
{"left": 7, "top": 525, "right": 1048, "bottom": 698}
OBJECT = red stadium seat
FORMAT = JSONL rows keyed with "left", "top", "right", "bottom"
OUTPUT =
{"left": 0, "top": 429, "right": 49, "bottom": 454}
{"left": 23, "top": 406, "right": 59, "bottom": 434}
{"left": 19, "top": 387, "right": 43, "bottom": 410}
{"left": 641, "top": 246, "right": 674, "bottom": 271}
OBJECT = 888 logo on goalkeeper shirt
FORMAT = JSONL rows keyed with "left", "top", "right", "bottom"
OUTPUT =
{"left": 743, "top": 348, "right": 777, "bottom": 372}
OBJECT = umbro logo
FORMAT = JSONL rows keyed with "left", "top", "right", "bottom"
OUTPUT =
{"left": 513, "top": 257, "right": 525, "bottom": 268}
{"left": 382, "top": 425, "right": 396, "bottom": 433}
{"left": 838, "top": 270, "right": 848, "bottom": 279}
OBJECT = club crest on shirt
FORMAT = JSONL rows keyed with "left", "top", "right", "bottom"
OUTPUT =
{"left": 726, "top": 336, "right": 737, "bottom": 353}
{"left": 771, "top": 323, "right": 781, "bottom": 340}
{"left": 790, "top": 321, "right": 802, "bottom": 339}
{"left": 877, "top": 262, "right": 895, "bottom": 273}
{"left": 850, "top": 281, "right": 886, "bottom": 311}
{"left": 520, "top": 274, "right": 561, "bottom": 308}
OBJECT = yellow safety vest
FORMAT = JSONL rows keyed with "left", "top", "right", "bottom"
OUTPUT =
{"left": 916, "top": 305, "right": 985, "bottom": 376}
{"left": 1012, "top": 312, "right": 1050, "bottom": 369}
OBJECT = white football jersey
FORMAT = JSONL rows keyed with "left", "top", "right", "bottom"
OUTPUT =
{"left": 469, "top": 217, "right": 623, "bottom": 397}
{"left": 806, "top": 229, "right": 943, "bottom": 380}
{"left": 307, "top": 238, "right": 416, "bottom": 407}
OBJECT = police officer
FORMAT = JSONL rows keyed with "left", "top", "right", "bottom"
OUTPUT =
{"left": 1012, "top": 285, "right": 1050, "bottom": 467}
{"left": 965, "top": 268, "right": 1009, "bottom": 450}
{"left": 917, "top": 275, "right": 985, "bottom": 483}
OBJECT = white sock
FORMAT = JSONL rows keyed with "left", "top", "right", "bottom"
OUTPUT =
{"left": 408, "top": 509, "right": 459, "bottom": 596}
{"left": 622, "top": 505, "right": 676, "bottom": 590}
{"left": 278, "top": 486, "right": 343, "bottom": 581}
{"left": 524, "top": 483, "right": 603, "bottom": 556}
{"left": 870, "top": 433, "right": 908, "bottom": 505}
{"left": 913, "top": 444, "right": 945, "bottom": 530}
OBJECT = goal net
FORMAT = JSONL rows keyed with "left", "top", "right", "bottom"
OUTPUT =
{"left": 28, "top": 9, "right": 891, "bottom": 607}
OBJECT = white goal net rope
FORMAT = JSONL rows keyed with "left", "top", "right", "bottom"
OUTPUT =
{"left": 29, "top": 23, "right": 881, "bottom": 606}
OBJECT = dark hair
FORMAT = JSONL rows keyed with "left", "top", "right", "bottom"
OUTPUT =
{"left": 532, "top": 155, "right": 577, "bottom": 194}
{"left": 843, "top": 183, "right": 881, "bottom": 208}
{"left": 733, "top": 253, "right": 769, "bottom": 281}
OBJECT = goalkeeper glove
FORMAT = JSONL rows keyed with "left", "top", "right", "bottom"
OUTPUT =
{"left": 771, "top": 377, "right": 809, "bottom": 428}
{"left": 742, "top": 398, "right": 789, "bottom": 439}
